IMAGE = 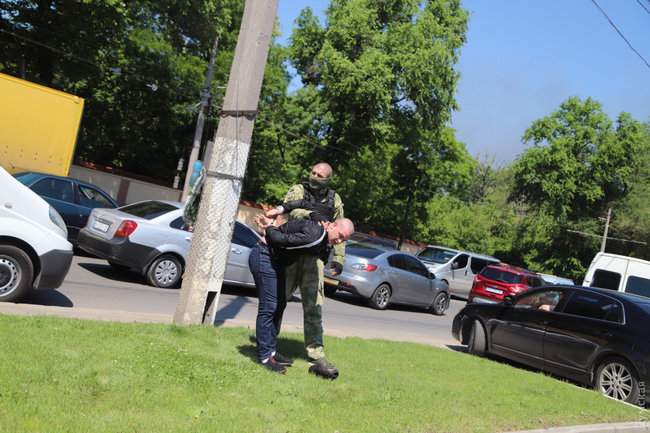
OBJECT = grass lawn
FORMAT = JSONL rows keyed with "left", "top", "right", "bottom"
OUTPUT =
{"left": 0, "top": 314, "right": 644, "bottom": 433}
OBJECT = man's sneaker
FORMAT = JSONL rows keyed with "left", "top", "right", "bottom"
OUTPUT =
{"left": 261, "top": 357, "right": 286, "bottom": 374}
{"left": 273, "top": 352, "right": 294, "bottom": 367}
{"left": 308, "top": 358, "right": 339, "bottom": 379}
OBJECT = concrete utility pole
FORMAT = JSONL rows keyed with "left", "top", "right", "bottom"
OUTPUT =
{"left": 181, "top": 36, "right": 220, "bottom": 201}
{"left": 600, "top": 207, "right": 612, "bottom": 252}
{"left": 174, "top": 0, "right": 278, "bottom": 325}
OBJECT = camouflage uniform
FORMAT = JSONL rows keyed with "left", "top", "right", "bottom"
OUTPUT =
{"left": 283, "top": 183, "right": 345, "bottom": 360}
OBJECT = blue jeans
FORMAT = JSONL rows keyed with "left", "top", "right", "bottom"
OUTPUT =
{"left": 249, "top": 243, "right": 286, "bottom": 361}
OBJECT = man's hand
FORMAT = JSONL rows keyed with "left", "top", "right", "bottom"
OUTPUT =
{"left": 264, "top": 206, "right": 283, "bottom": 218}
{"left": 329, "top": 262, "right": 343, "bottom": 276}
{"left": 255, "top": 214, "right": 274, "bottom": 230}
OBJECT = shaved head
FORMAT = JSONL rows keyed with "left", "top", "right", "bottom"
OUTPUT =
{"left": 326, "top": 218, "right": 355, "bottom": 245}
{"left": 312, "top": 162, "right": 333, "bottom": 179}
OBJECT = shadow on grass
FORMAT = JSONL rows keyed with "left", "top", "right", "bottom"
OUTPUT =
{"left": 241, "top": 335, "right": 310, "bottom": 363}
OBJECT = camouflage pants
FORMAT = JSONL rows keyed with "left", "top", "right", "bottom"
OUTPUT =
{"left": 285, "top": 255, "right": 325, "bottom": 360}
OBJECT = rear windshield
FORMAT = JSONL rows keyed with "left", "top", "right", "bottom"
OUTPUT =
{"left": 418, "top": 247, "right": 457, "bottom": 264}
{"left": 347, "top": 245, "right": 383, "bottom": 259}
{"left": 480, "top": 267, "right": 523, "bottom": 284}
{"left": 14, "top": 172, "right": 41, "bottom": 185}
{"left": 119, "top": 201, "right": 178, "bottom": 220}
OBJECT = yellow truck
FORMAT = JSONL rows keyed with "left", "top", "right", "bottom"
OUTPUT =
{"left": 0, "top": 72, "right": 84, "bottom": 176}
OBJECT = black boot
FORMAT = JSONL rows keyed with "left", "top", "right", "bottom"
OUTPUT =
{"left": 273, "top": 352, "right": 294, "bottom": 367}
{"left": 261, "top": 357, "right": 286, "bottom": 374}
{"left": 308, "top": 358, "right": 339, "bottom": 379}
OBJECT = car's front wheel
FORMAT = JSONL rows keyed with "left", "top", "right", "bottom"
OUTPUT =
{"left": 430, "top": 291, "right": 449, "bottom": 316}
{"left": 369, "top": 283, "right": 391, "bottom": 310}
{"left": 147, "top": 255, "right": 183, "bottom": 288}
{"left": 0, "top": 245, "right": 34, "bottom": 303}
{"left": 595, "top": 357, "right": 641, "bottom": 405}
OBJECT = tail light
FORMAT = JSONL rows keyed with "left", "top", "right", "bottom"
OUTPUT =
{"left": 351, "top": 263, "right": 378, "bottom": 272}
{"left": 114, "top": 220, "right": 138, "bottom": 238}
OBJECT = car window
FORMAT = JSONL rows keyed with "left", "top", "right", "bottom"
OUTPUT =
{"left": 31, "top": 177, "right": 74, "bottom": 203}
{"left": 119, "top": 201, "right": 178, "bottom": 220}
{"left": 562, "top": 292, "right": 623, "bottom": 323}
{"left": 232, "top": 222, "right": 259, "bottom": 248}
{"left": 527, "top": 276, "right": 544, "bottom": 288}
{"left": 470, "top": 258, "right": 490, "bottom": 274}
{"left": 590, "top": 269, "right": 621, "bottom": 291}
{"left": 347, "top": 245, "right": 383, "bottom": 259}
{"left": 625, "top": 276, "right": 650, "bottom": 299}
{"left": 480, "top": 266, "right": 523, "bottom": 284}
{"left": 515, "top": 289, "right": 566, "bottom": 312}
{"left": 169, "top": 217, "right": 191, "bottom": 232}
{"left": 14, "top": 172, "right": 41, "bottom": 186}
{"left": 78, "top": 184, "right": 114, "bottom": 208}
{"left": 403, "top": 256, "right": 430, "bottom": 278}
{"left": 387, "top": 254, "right": 406, "bottom": 270}
{"left": 417, "top": 247, "right": 457, "bottom": 264}
{"left": 453, "top": 254, "right": 469, "bottom": 269}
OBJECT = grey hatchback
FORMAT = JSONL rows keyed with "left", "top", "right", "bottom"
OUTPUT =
{"left": 324, "top": 244, "right": 450, "bottom": 314}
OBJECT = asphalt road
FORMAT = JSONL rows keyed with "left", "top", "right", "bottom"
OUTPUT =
{"left": 21, "top": 255, "right": 464, "bottom": 347}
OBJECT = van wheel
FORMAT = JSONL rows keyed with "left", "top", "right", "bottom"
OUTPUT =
{"left": 467, "top": 320, "right": 487, "bottom": 356}
{"left": 0, "top": 245, "right": 34, "bottom": 302}
{"left": 147, "top": 255, "right": 182, "bottom": 288}
{"left": 595, "top": 357, "right": 641, "bottom": 405}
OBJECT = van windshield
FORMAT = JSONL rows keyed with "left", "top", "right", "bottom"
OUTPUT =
{"left": 418, "top": 247, "right": 457, "bottom": 264}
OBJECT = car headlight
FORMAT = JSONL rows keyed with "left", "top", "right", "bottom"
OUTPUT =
{"left": 49, "top": 206, "right": 68, "bottom": 237}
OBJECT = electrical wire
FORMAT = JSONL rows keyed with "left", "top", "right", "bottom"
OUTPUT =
{"left": 637, "top": 0, "right": 650, "bottom": 15}
{"left": 589, "top": 0, "right": 650, "bottom": 71}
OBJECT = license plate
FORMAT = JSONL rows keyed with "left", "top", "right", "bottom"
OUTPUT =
{"left": 324, "top": 277, "right": 339, "bottom": 286}
{"left": 93, "top": 220, "right": 110, "bottom": 233}
{"left": 485, "top": 287, "right": 503, "bottom": 295}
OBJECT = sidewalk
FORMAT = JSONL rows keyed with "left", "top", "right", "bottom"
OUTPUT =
{"left": 504, "top": 422, "right": 650, "bottom": 433}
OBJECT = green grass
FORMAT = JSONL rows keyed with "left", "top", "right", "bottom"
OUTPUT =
{"left": 0, "top": 314, "right": 644, "bottom": 433}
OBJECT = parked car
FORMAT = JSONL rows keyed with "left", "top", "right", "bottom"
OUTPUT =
{"left": 540, "top": 273, "right": 575, "bottom": 286}
{"left": 324, "top": 243, "right": 450, "bottom": 314}
{"left": 14, "top": 172, "right": 119, "bottom": 244}
{"left": 453, "top": 285, "right": 650, "bottom": 405}
{"left": 77, "top": 200, "right": 260, "bottom": 288}
{"left": 0, "top": 167, "right": 73, "bottom": 302}
{"left": 583, "top": 252, "right": 650, "bottom": 299}
{"left": 468, "top": 263, "right": 545, "bottom": 304}
{"left": 417, "top": 245, "right": 499, "bottom": 299}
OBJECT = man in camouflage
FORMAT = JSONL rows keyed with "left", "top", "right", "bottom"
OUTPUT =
{"left": 265, "top": 162, "right": 345, "bottom": 379}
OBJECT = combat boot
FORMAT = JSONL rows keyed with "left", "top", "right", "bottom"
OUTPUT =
{"left": 308, "top": 358, "right": 339, "bottom": 379}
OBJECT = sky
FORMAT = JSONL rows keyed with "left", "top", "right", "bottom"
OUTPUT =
{"left": 276, "top": 0, "right": 650, "bottom": 164}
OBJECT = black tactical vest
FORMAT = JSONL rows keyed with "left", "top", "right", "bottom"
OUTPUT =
{"left": 301, "top": 182, "right": 336, "bottom": 222}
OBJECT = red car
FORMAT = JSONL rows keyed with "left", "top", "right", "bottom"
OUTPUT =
{"left": 468, "top": 263, "right": 545, "bottom": 304}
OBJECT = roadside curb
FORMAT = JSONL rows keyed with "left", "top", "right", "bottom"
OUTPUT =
{"left": 504, "top": 422, "right": 650, "bottom": 433}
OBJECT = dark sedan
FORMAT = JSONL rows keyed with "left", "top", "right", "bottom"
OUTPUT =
{"left": 452, "top": 286, "right": 650, "bottom": 405}
{"left": 15, "top": 172, "right": 119, "bottom": 244}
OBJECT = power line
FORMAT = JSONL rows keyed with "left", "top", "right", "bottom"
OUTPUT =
{"left": 589, "top": 0, "right": 650, "bottom": 71}
{"left": 637, "top": 0, "right": 650, "bottom": 14}
{"left": 565, "top": 229, "right": 647, "bottom": 246}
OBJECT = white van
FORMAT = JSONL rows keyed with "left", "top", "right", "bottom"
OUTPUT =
{"left": 582, "top": 252, "right": 650, "bottom": 299}
{"left": 417, "top": 245, "right": 499, "bottom": 299}
{"left": 0, "top": 167, "right": 73, "bottom": 302}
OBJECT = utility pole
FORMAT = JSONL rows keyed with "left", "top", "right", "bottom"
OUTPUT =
{"left": 600, "top": 207, "right": 612, "bottom": 252}
{"left": 174, "top": 0, "right": 278, "bottom": 325}
{"left": 181, "top": 36, "right": 220, "bottom": 201}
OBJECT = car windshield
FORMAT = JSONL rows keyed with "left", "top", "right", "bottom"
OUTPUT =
{"left": 119, "top": 201, "right": 178, "bottom": 220}
{"left": 14, "top": 172, "right": 41, "bottom": 185}
{"left": 418, "top": 247, "right": 457, "bottom": 264}
{"left": 480, "top": 267, "right": 523, "bottom": 284}
{"left": 347, "top": 245, "right": 383, "bottom": 259}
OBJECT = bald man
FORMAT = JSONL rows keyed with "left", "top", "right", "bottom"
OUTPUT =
{"left": 265, "top": 162, "right": 346, "bottom": 378}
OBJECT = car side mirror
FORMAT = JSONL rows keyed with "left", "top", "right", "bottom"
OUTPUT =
{"left": 451, "top": 262, "right": 459, "bottom": 269}
{"left": 503, "top": 295, "right": 514, "bottom": 306}
{"left": 428, "top": 272, "right": 436, "bottom": 280}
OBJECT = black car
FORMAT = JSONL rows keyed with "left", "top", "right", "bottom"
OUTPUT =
{"left": 15, "top": 172, "right": 119, "bottom": 244}
{"left": 452, "top": 285, "right": 650, "bottom": 405}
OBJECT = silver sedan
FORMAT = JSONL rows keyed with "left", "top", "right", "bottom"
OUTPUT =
{"left": 324, "top": 244, "right": 450, "bottom": 315}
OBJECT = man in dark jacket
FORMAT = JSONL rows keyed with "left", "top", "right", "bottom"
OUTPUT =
{"left": 250, "top": 214, "right": 354, "bottom": 378}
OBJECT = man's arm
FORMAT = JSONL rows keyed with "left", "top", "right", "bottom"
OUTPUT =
{"left": 265, "top": 220, "right": 324, "bottom": 249}
{"left": 283, "top": 184, "right": 312, "bottom": 221}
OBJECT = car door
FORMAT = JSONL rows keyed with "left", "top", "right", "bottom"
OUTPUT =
{"left": 489, "top": 289, "right": 567, "bottom": 369}
{"left": 224, "top": 222, "right": 260, "bottom": 286}
{"left": 400, "top": 255, "right": 437, "bottom": 306}
{"left": 543, "top": 290, "right": 625, "bottom": 382}
{"left": 30, "top": 177, "right": 80, "bottom": 239}
{"left": 76, "top": 183, "right": 117, "bottom": 229}
{"left": 385, "top": 254, "right": 414, "bottom": 303}
{"left": 449, "top": 253, "right": 471, "bottom": 297}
